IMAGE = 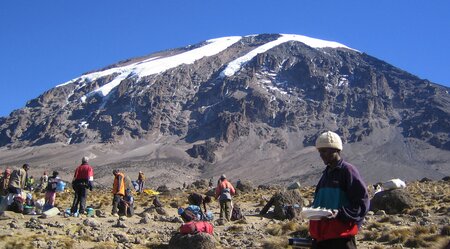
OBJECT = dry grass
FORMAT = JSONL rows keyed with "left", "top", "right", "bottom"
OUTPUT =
{"left": 261, "top": 236, "right": 288, "bottom": 249}
{"left": 226, "top": 225, "right": 245, "bottom": 233}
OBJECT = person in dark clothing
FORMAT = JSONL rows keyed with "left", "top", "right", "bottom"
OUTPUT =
{"left": 71, "top": 157, "right": 94, "bottom": 215}
{"left": 45, "top": 171, "right": 60, "bottom": 207}
{"left": 119, "top": 188, "right": 134, "bottom": 217}
{"left": 188, "top": 192, "right": 211, "bottom": 214}
{"left": 309, "top": 131, "right": 369, "bottom": 249}
{"left": 111, "top": 169, "right": 125, "bottom": 216}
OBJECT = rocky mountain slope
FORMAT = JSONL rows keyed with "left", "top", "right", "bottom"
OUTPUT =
{"left": 0, "top": 34, "right": 449, "bottom": 185}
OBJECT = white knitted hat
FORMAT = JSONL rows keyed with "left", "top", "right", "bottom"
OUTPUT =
{"left": 315, "top": 131, "right": 343, "bottom": 151}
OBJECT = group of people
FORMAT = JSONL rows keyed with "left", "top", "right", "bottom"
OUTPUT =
{"left": 0, "top": 163, "right": 62, "bottom": 214}
{"left": 179, "top": 131, "right": 369, "bottom": 249}
{"left": 69, "top": 157, "right": 141, "bottom": 217}
{"left": 1, "top": 131, "right": 369, "bottom": 249}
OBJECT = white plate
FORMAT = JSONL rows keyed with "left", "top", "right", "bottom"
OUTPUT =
{"left": 301, "top": 207, "right": 333, "bottom": 220}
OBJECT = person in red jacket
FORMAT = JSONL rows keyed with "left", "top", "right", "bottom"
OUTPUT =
{"left": 71, "top": 156, "right": 94, "bottom": 215}
{"left": 215, "top": 174, "right": 236, "bottom": 222}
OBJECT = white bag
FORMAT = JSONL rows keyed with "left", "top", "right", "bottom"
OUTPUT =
{"left": 382, "top": 178, "right": 406, "bottom": 190}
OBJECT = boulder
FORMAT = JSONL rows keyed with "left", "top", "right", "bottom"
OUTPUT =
{"left": 287, "top": 182, "right": 301, "bottom": 190}
{"left": 168, "top": 232, "right": 216, "bottom": 249}
{"left": 259, "top": 189, "right": 303, "bottom": 220}
{"left": 190, "top": 179, "right": 209, "bottom": 189}
{"left": 419, "top": 177, "right": 432, "bottom": 183}
{"left": 236, "top": 180, "right": 254, "bottom": 192}
{"left": 370, "top": 189, "right": 413, "bottom": 214}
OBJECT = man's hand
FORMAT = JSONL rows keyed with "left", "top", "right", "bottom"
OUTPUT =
{"left": 326, "top": 210, "right": 338, "bottom": 219}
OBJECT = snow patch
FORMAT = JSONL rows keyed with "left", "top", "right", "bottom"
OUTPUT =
{"left": 57, "top": 36, "right": 242, "bottom": 98}
{"left": 221, "top": 34, "right": 355, "bottom": 77}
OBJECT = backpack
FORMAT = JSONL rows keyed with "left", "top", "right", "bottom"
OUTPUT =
{"left": 179, "top": 205, "right": 203, "bottom": 222}
{"left": 46, "top": 177, "right": 58, "bottom": 192}
{"left": 8, "top": 195, "right": 24, "bottom": 213}
{"left": 179, "top": 221, "right": 214, "bottom": 235}
{"left": 219, "top": 188, "right": 232, "bottom": 201}
{"left": 231, "top": 204, "right": 243, "bottom": 221}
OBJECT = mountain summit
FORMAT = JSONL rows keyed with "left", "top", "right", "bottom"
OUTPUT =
{"left": 0, "top": 34, "right": 449, "bottom": 185}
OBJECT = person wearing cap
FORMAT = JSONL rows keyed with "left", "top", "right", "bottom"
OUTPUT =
{"left": 71, "top": 156, "right": 94, "bottom": 215}
{"left": 215, "top": 174, "right": 236, "bottom": 222}
{"left": 309, "top": 131, "right": 369, "bottom": 249}
{"left": 111, "top": 169, "right": 125, "bottom": 216}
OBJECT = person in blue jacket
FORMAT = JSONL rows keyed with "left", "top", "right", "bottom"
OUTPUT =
{"left": 309, "top": 131, "right": 369, "bottom": 249}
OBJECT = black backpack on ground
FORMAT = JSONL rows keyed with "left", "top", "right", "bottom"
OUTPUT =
{"left": 231, "top": 204, "right": 244, "bottom": 221}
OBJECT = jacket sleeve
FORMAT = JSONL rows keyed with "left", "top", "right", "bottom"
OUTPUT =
{"left": 215, "top": 183, "right": 221, "bottom": 199}
{"left": 228, "top": 182, "right": 236, "bottom": 195}
{"left": 337, "top": 164, "right": 369, "bottom": 224}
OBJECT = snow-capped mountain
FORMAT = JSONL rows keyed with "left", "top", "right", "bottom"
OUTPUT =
{"left": 0, "top": 34, "right": 449, "bottom": 185}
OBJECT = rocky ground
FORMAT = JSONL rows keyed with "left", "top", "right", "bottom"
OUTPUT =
{"left": 0, "top": 180, "right": 448, "bottom": 249}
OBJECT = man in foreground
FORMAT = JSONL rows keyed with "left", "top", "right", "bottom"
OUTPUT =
{"left": 309, "top": 131, "right": 369, "bottom": 249}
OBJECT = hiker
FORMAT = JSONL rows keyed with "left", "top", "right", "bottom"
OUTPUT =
{"left": 137, "top": 171, "right": 145, "bottom": 194}
{"left": 45, "top": 171, "right": 60, "bottom": 207}
{"left": 309, "top": 131, "right": 369, "bottom": 249}
{"left": 208, "top": 178, "right": 213, "bottom": 188}
{"left": 39, "top": 171, "right": 48, "bottom": 192}
{"left": 112, "top": 169, "right": 125, "bottom": 216}
{"left": 71, "top": 156, "right": 94, "bottom": 215}
{"left": 118, "top": 188, "right": 134, "bottom": 217}
{"left": 26, "top": 176, "right": 35, "bottom": 191}
{"left": 215, "top": 174, "right": 236, "bottom": 221}
{"left": 188, "top": 192, "right": 211, "bottom": 214}
{"left": 23, "top": 192, "right": 35, "bottom": 214}
{"left": 8, "top": 164, "right": 30, "bottom": 198}
{"left": 0, "top": 168, "right": 11, "bottom": 196}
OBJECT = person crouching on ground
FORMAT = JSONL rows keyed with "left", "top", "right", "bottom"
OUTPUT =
{"left": 309, "top": 131, "right": 369, "bottom": 249}
{"left": 112, "top": 169, "right": 125, "bottom": 217}
{"left": 119, "top": 188, "right": 134, "bottom": 217}
{"left": 215, "top": 174, "right": 236, "bottom": 222}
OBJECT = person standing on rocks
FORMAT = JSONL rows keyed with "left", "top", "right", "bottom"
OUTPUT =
{"left": 8, "top": 164, "right": 30, "bottom": 197}
{"left": 71, "top": 156, "right": 94, "bottom": 215}
{"left": 111, "top": 169, "right": 125, "bottom": 216}
{"left": 0, "top": 168, "right": 11, "bottom": 196}
{"left": 45, "top": 171, "right": 60, "bottom": 207}
{"left": 137, "top": 171, "right": 145, "bottom": 194}
{"left": 215, "top": 174, "right": 236, "bottom": 222}
{"left": 39, "top": 171, "right": 48, "bottom": 192}
{"left": 309, "top": 131, "right": 369, "bottom": 249}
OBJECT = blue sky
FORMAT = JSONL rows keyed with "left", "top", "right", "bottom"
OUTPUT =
{"left": 1, "top": 1, "right": 449, "bottom": 117}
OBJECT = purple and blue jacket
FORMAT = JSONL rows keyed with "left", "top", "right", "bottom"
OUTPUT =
{"left": 309, "top": 159, "right": 369, "bottom": 242}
